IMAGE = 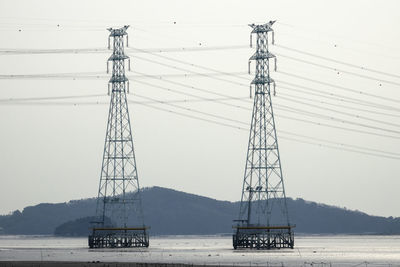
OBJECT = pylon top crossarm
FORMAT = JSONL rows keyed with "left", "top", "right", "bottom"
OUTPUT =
{"left": 106, "top": 26, "right": 131, "bottom": 92}
{"left": 107, "top": 25, "right": 129, "bottom": 37}
{"left": 249, "top": 20, "right": 276, "bottom": 33}
{"left": 107, "top": 25, "right": 130, "bottom": 57}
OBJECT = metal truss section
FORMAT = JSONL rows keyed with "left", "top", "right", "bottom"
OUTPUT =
{"left": 233, "top": 226, "right": 294, "bottom": 249}
{"left": 234, "top": 21, "right": 294, "bottom": 250}
{"left": 89, "top": 228, "right": 149, "bottom": 248}
{"left": 89, "top": 25, "right": 148, "bottom": 248}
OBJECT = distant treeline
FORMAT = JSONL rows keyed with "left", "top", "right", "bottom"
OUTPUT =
{"left": 0, "top": 186, "right": 399, "bottom": 236}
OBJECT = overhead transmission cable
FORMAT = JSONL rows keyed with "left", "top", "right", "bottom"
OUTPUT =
{"left": 2, "top": 41, "right": 398, "bottom": 86}
{"left": 0, "top": 93, "right": 246, "bottom": 105}
{"left": 2, "top": 43, "right": 399, "bottom": 105}
{"left": 2, "top": 93, "right": 398, "bottom": 159}
{"left": 130, "top": 56, "right": 400, "bottom": 131}
{"left": 1, "top": 86, "right": 398, "bottom": 159}
{"left": 277, "top": 80, "right": 400, "bottom": 113}
{"left": 3, "top": 68, "right": 399, "bottom": 116}
{"left": 133, "top": 71, "right": 249, "bottom": 109}
{"left": 0, "top": 93, "right": 104, "bottom": 102}
{"left": 0, "top": 45, "right": 249, "bottom": 55}
{"left": 2, "top": 66, "right": 400, "bottom": 116}
{"left": 130, "top": 94, "right": 400, "bottom": 160}
{"left": 275, "top": 44, "right": 400, "bottom": 80}
{"left": 2, "top": 43, "right": 400, "bottom": 142}
{"left": 132, "top": 72, "right": 400, "bottom": 140}
{"left": 276, "top": 53, "right": 400, "bottom": 88}
{"left": 131, "top": 49, "right": 400, "bottom": 110}
{"left": 277, "top": 89, "right": 400, "bottom": 119}
{"left": 277, "top": 95, "right": 400, "bottom": 128}
{"left": 276, "top": 104, "right": 400, "bottom": 135}
{"left": 133, "top": 54, "right": 248, "bottom": 87}
{"left": 132, "top": 46, "right": 400, "bottom": 105}
{"left": 278, "top": 71, "right": 400, "bottom": 105}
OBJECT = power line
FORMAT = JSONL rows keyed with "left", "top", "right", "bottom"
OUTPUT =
{"left": 0, "top": 45, "right": 249, "bottom": 55}
{"left": 2, "top": 44, "right": 399, "bottom": 111}
{"left": 0, "top": 73, "right": 106, "bottom": 80}
{"left": 133, "top": 45, "right": 400, "bottom": 107}
{"left": 276, "top": 52, "right": 400, "bottom": 87}
{"left": 278, "top": 88, "right": 400, "bottom": 118}
{"left": 132, "top": 50, "right": 400, "bottom": 112}
{"left": 3, "top": 41, "right": 399, "bottom": 94}
{"left": 132, "top": 47, "right": 248, "bottom": 81}
{"left": 130, "top": 98, "right": 247, "bottom": 131}
{"left": 3, "top": 66, "right": 400, "bottom": 117}
{"left": 128, "top": 45, "right": 248, "bottom": 53}
{"left": 276, "top": 23, "right": 400, "bottom": 61}
{"left": 278, "top": 94, "right": 400, "bottom": 128}
{"left": 278, "top": 71, "right": 400, "bottom": 106}
{"left": 0, "top": 94, "right": 247, "bottom": 105}
{"left": 280, "top": 129, "right": 400, "bottom": 157}
{"left": 133, "top": 54, "right": 248, "bottom": 87}
{"left": 0, "top": 48, "right": 106, "bottom": 55}
{"left": 1, "top": 91, "right": 398, "bottom": 159}
{"left": 276, "top": 104, "right": 400, "bottom": 136}
{"left": 132, "top": 68, "right": 400, "bottom": 137}
{"left": 277, "top": 113, "right": 400, "bottom": 140}
{"left": 3, "top": 67, "right": 400, "bottom": 137}
{"left": 0, "top": 101, "right": 106, "bottom": 106}
{"left": 278, "top": 135, "right": 400, "bottom": 160}
{"left": 0, "top": 71, "right": 249, "bottom": 80}
{"left": 3, "top": 50, "right": 400, "bottom": 138}
{"left": 3, "top": 67, "right": 400, "bottom": 117}
{"left": 277, "top": 80, "right": 400, "bottom": 113}
{"left": 131, "top": 95, "right": 400, "bottom": 160}
{"left": 132, "top": 73, "right": 400, "bottom": 140}
{"left": 276, "top": 44, "right": 400, "bottom": 80}
{"left": 133, "top": 93, "right": 247, "bottom": 126}
{"left": 0, "top": 93, "right": 104, "bottom": 102}
{"left": 133, "top": 71, "right": 249, "bottom": 108}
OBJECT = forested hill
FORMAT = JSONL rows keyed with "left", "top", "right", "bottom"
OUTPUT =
{"left": 0, "top": 186, "right": 399, "bottom": 236}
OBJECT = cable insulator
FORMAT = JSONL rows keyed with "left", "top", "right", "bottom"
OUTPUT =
{"left": 250, "top": 34, "right": 253, "bottom": 48}
{"left": 248, "top": 61, "right": 251, "bottom": 74}
{"left": 271, "top": 31, "right": 275, "bottom": 45}
{"left": 126, "top": 35, "right": 129, "bottom": 48}
{"left": 127, "top": 81, "right": 130, "bottom": 94}
{"left": 128, "top": 58, "right": 131, "bottom": 71}
{"left": 250, "top": 85, "right": 252, "bottom": 99}
{"left": 274, "top": 57, "right": 277, "bottom": 71}
{"left": 108, "top": 83, "right": 110, "bottom": 95}
{"left": 273, "top": 82, "right": 276, "bottom": 96}
{"left": 107, "top": 61, "right": 109, "bottom": 74}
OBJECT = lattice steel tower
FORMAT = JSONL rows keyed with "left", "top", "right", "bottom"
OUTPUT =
{"left": 88, "top": 25, "right": 149, "bottom": 248}
{"left": 233, "top": 21, "right": 294, "bottom": 249}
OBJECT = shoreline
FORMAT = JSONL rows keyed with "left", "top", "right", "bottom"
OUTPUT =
{"left": 1, "top": 262, "right": 222, "bottom": 267}
{"left": 1, "top": 236, "right": 399, "bottom": 266}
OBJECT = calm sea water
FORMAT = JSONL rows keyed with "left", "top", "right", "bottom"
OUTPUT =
{"left": 0, "top": 235, "right": 399, "bottom": 266}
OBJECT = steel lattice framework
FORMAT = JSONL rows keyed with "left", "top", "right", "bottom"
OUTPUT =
{"left": 89, "top": 26, "right": 148, "bottom": 248}
{"left": 233, "top": 21, "right": 294, "bottom": 250}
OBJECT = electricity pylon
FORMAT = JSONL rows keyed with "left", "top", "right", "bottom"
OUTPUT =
{"left": 233, "top": 21, "right": 294, "bottom": 249}
{"left": 88, "top": 25, "right": 149, "bottom": 248}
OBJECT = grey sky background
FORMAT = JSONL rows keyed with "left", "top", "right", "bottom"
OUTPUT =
{"left": 0, "top": 0, "right": 399, "bottom": 217}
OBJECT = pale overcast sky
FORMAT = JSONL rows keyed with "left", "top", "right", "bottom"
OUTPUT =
{"left": 0, "top": 0, "right": 399, "bottom": 217}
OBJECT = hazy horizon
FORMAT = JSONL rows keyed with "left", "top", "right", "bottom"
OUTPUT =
{"left": 0, "top": 185, "right": 397, "bottom": 219}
